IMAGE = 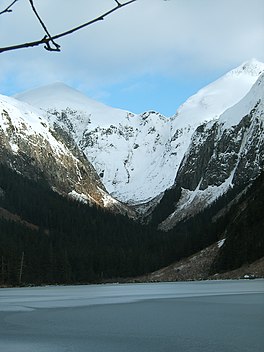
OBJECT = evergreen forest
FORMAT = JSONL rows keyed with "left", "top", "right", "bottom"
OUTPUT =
{"left": 0, "top": 164, "right": 263, "bottom": 286}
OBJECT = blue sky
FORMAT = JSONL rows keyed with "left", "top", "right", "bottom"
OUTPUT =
{"left": 96, "top": 72, "right": 225, "bottom": 116}
{"left": 0, "top": 0, "right": 264, "bottom": 116}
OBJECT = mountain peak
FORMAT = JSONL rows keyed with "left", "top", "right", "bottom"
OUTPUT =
{"left": 15, "top": 82, "right": 111, "bottom": 112}
{"left": 174, "top": 59, "right": 264, "bottom": 128}
{"left": 227, "top": 58, "right": 264, "bottom": 77}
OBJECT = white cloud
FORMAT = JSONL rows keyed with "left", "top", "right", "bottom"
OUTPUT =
{"left": 0, "top": 0, "right": 263, "bottom": 97}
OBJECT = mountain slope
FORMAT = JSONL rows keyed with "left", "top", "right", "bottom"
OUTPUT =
{"left": 159, "top": 70, "right": 264, "bottom": 229}
{"left": 1, "top": 60, "right": 264, "bottom": 285}
{"left": 1, "top": 163, "right": 219, "bottom": 285}
{"left": 211, "top": 171, "right": 264, "bottom": 274}
{"left": 140, "top": 171, "right": 264, "bottom": 282}
{"left": 17, "top": 84, "right": 173, "bottom": 204}
{"left": 0, "top": 93, "right": 128, "bottom": 212}
{"left": 15, "top": 59, "right": 264, "bottom": 205}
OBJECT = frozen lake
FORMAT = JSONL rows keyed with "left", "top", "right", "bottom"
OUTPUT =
{"left": 0, "top": 280, "right": 263, "bottom": 351}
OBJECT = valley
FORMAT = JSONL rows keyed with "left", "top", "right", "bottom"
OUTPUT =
{"left": 0, "top": 59, "right": 264, "bottom": 285}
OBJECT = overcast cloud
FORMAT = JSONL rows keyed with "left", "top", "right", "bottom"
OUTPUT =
{"left": 0, "top": 0, "right": 263, "bottom": 114}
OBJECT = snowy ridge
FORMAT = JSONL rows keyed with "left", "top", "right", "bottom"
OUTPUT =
{"left": 219, "top": 71, "right": 264, "bottom": 128}
{"left": 161, "top": 71, "right": 264, "bottom": 229}
{"left": 15, "top": 82, "right": 129, "bottom": 128}
{"left": 0, "top": 94, "right": 67, "bottom": 155}
{"left": 0, "top": 93, "right": 130, "bottom": 212}
{"left": 17, "top": 84, "right": 175, "bottom": 204}
{"left": 15, "top": 60, "right": 264, "bottom": 207}
{"left": 226, "top": 58, "right": 264, "bottom": 77}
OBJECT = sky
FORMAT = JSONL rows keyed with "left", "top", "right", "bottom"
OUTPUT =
{"left": 0, "top": 0, "right": 264, "bottom": 116}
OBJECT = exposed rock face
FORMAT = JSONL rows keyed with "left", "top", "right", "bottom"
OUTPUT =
{"left": 10, "top": 60, "right": 264, "bottom": 223}
{"left": 160, "top": 73, "right": 264, "bottom": 229}
{"left": 0, "top": 95, "right": 131, "bottom": 214}
{"left": 233, "top": 113, "right": 264, "bottom": 185}
{"left": 15, "top": 60, "right": 264, "bottom": 205}
{"left": 175, "top": 121, "right": 219, "bottom": 191}
{"left": 176, "top": 112, "right": 261, "bottom": 191}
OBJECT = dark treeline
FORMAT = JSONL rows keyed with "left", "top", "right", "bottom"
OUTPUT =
{"left": 0, "top": 163, "right": 211, "bottom": 285}
{"left": 0, "top": 163, "right": 263, "bottom": 285}
{"left": 150, "top": 186, "right": 182, "bottom": 226}
{"left": 211, "top": 171, "right": 264, "bottom": 274}
{"left": 150, "top": 172, "right": 264, "bottom": 274}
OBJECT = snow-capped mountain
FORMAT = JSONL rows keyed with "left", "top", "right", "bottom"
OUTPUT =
{"left": 1, "top": 60, "right": 264, "bottom": 285}
{"left": 15, "top": 59, "right": 264, "bottom": 206}
{"left": 160, "top": 70, "right": 264, "bottom": 229}
{"left": 0, "top": 93, "right": 130, "bottom": 213}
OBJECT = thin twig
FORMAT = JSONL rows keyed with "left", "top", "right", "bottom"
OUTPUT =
{"left": 0, "top": 0, "right": 18, "bottom": 15}
{"left": 28, "top": 0, "right": 60, "bottom": 51}
{"left": 0, "top": 0, "right": 136, "bottom": 53}
{"left": 51, "top": 0, "right": 136, "bottom": 42}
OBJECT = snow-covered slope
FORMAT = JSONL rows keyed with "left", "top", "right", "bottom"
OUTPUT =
{"left": 0, "top": 94, "right": 63, "bottom": 152}
{"left": 0, "top": 93, "right": 130, "bottom": 213}
{"left": 15, "top": 59, "right": 264, "bottom": 206}
{"left": 175, "top": 58, "right": 264, "bottom": 127}
{"left": 160, "top": 71, "right": 264, "bottom": 229}
{"left": 167, "top": 59, "right": 264, "bottom": 188}
{"left": 15, "top": 82, "right": 128, "bottom": 128}
{"left": 16, "top": 83, "right": 174, "bottom": 204}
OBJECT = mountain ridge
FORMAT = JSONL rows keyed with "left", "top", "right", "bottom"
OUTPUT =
{"left": 15, "top": 59, "right": 264, "bottom": 206}
{"left": 0, "top": 92, "right": 132, "bottom": 214}
{"left": 158, "top": 71, "right": 264, "bottom": 229}
{"left": 1, "top": 59, "right": 264, "bottom": 284}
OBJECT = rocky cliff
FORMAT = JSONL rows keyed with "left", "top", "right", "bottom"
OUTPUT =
{"left": 11, "top": 59, "right": 264, "bottom": 226}
{"left": 15, "top": 60, "right": 264, "bottom": 207}
{"left": 0, "top": 94, "right": 131, "bottom": 214}
{"left": 160, "top": 71, "right": 264, "bottom": 229}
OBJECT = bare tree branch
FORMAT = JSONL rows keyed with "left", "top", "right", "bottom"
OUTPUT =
{"left": 0, "top": 0, "right": 19, "bottom": 15}
{"left": 28, "top": 0, "right": 60, "bottom": 51}
{"left": 0, "top": 0, "right": 137, "bottom": 53}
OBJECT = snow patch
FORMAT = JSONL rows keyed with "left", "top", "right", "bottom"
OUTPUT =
{"left": 68, "top": 190, "right": 92, "bottom": 205}
{"left": 217, "top": 239, "right": 226, "bottom": 248}
{"left": 9, "top": 142, "right": 19, "bottom": 153}
{"left": 161, "top": 175, "right": 234, "bottom": 230}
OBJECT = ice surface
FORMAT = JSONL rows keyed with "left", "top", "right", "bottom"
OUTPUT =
{"left": 1, "top": 280, "right": 263, "bottom": 312}
{"left": 1, "top": 281, "right": 263, "bottom": 352}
